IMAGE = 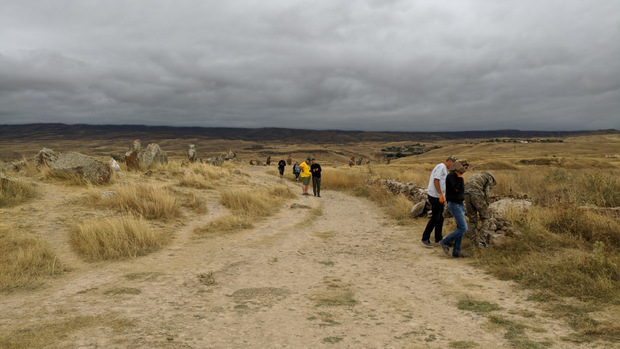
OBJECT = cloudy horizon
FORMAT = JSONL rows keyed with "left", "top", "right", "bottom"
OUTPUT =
{"left": 1, "top": 0, "right": 619, "bottom": 132}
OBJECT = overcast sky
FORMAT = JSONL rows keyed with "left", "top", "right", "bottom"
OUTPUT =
{"left": 1, "top": 0, "right": 618, "bottom": 132}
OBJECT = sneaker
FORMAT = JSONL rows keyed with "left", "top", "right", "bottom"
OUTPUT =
{"left": 421, "top": 240, "right": 434, "bottom": 248}
{"left": 439, "top": 240, "right": 450, "bottom": 255}
{"left": 453, "top": 252, "right": 470, "bottom": 258}
{"left": 479, "top": 242, "right": 488, "bottom": 248}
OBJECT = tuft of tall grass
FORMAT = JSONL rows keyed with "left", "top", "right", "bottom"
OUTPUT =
{"left": 177, "top": 172, "right": 214, "bottom": 190}
{"left": 194, "top": 185, "right": 295, "bottom": 238}
{"left": 320, "top": 168, "right": 368, "bottom": 191}
{"left": 191, "top": 163, "right": 229, "bottom": 180}
{"left": 0, "top": 228, "right": 66, "bottom": 292}
{"left": 0, "top": 178, "right": 38, "bottom": 208}
{"left": 38, "top": 166, "right": 90, "bottom": 186}
{"left": 70, "top": 216, "right": 167, "bottom": 261}
{"left": 86, "top": 184, "right": 180, "bottom": 220}
{"left": 219, "top": 185, "right": 294, "bottom": 216}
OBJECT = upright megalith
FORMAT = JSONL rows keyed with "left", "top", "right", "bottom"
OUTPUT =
{"left": 139, "top": 143, "right": 168, "bottom": 168}
{"left": 188, "top": 145, "right": 197, "bottom": 163}
{"left": 52, "top": 152, "right": 111, "bottom": 184}
{"left": 125, "top": 140, "right": 141, "bottom": 171}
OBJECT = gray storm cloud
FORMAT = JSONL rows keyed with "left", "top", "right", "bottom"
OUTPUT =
{"left": 0, "top": 0, "right": 618, "bottom": 131}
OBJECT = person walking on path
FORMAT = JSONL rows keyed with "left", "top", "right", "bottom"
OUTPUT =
{"left": 299, "top": 157, "right": 312, "bottom": 195}
{"left": 311, "top": 158, "right": 322, "bottom": 197}
{"left": 421, "top": 155, "right": 458, "bottom": 248}
{"left": 278, "top": 157, "right": 287, "bottom": 179}
{"left": 464, "top": 171, "right": 497, "bottom": 248}
{"left": 292, "top": 162, "right": 301, "bottom": 181}
{"left": 439, "top": 161, "right": 470, "bottom": 258}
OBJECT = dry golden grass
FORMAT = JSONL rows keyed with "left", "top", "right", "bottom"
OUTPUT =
{"left": 0, "top": 178, "right": 38, "bottom": 208}
{"left": 0, "top": 314, "right": 134, "bottom": 349}
{"left": 86, "top": 184, "right": 180, "bottom": 220}
{"left": 194, "top": 215, "right": 255, "bottom": 237}
{"left": 0, "top": 228, "right": 66, "bottom": 292}
{"left": 70, "top": 216, "right": 167, "bottom": 261}
{"left": 177, "top": 172, "right": 214, "bottom": 190}
{"left": 194, "top": 184, "right": 296, "bottom": 238}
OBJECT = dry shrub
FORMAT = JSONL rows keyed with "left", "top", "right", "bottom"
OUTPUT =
{"left": 0, "top": 228, "right": 66, "bottom": 292}
{"left": 543, "top": 206, "right": 620, "bottom": 249}
{"left": 87, "top": 184, "right": 180, "bottom": 220}
{"left": 70, "top": 216, "right": 166, "bottom": 261}
{"left": 0, "top": 178, "right": 38, "bottom": 208}
{"left": 477, "top": 207, "right": 620, "bottom": 303}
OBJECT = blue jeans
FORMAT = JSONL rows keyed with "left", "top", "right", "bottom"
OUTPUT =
{"left": 443, "top": 202, "right": 468, "bottom": 256}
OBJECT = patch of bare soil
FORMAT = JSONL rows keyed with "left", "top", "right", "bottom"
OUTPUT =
{"left": 0, "top": 166, "right": 608, "bottom": 348}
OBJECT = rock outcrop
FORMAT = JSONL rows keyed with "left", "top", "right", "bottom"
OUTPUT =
{"left": 51, "top": 152, "right": 111, "bottom": 184}
{"left": 34, "top": 147, "right": 58, "bottom": 167}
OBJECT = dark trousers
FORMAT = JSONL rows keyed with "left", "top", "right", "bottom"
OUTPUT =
{"left": 312, "top": 177, "right": 321, "bottom": 196}
{"left": 421, "top": 195, "right": 444, "bottom": 243}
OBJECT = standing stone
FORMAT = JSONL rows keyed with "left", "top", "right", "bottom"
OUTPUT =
{"left": 266, "top": 156, "right": 271, "bottom": 165}
{"left": 108, "top": 158, "right": 122, "bottom": 173}
{"left": 51, "top": 152, "right": 111, "bottom": 184}
{"left": 138, "top": 143, "right": 168, "bottom": 168}
{"left": 125, "top": 140, "right": 141, "bottom": 171}
{"left": 188, "top": 145, "right": 197, "bottom": 163}
{"left": 287, "top": 155, "right": 292, "bottom": 166}
{"left": 333, "top": 161, "right": 340, "bottom": 168}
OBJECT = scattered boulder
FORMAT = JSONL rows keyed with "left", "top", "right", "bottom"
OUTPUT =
{"left": 138, "top": 143, "right": 168, "bottom": 168}
{"left": 1, "top": 161, "right": 20, "bottom": 173}
{"left": 51, "top": 152, "right": 111, "bottom": 184}
{"left": 34, "top": 148, "right": 58, "bottom": 167}
{"left": 207, "top": 155, "right": 225, "bottom": 166}
{"left": 410, "top": 201, "right": 427, "bottom": 218}
{"left": 224, "top": 150, "right": 237, "bottom": 161}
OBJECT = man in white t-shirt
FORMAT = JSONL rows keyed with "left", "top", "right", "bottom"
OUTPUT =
{"left": 421, "top": 155, "right": 458, "bottom": 248}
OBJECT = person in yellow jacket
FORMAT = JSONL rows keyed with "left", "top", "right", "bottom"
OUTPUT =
{"left": 299, "top": 157, "right": 312, "bottom": 195}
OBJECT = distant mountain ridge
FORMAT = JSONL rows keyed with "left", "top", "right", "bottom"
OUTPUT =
{"left": 1, "top": 123, "right": 617, "bottom": 144}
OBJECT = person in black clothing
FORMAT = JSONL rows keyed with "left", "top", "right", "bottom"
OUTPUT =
{"left": 310, "top": 158, "right": 322, "bottom": 197}
{"left": 439, "top": 161, "right": 470, "bottom": 258}
{"left": 278, "top": 157, "right": 286, "bottom": 179}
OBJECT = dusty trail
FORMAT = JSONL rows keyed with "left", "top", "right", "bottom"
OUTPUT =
{"left": 0, "top": 166, "right": 592, "bottom": 348}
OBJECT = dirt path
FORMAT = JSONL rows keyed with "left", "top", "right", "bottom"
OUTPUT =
{"left": 0, "top": 166, "right": 600, "bottom": 348}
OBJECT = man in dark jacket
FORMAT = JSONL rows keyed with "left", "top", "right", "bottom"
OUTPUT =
{"left": 310, "top": 158, "right": 322, "bottom": 197}
{"left": 439, "top": 161, "right": 470, "bottom": 258}
{"left": 278, "top": 157, "right": 286, "bottom": 179}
